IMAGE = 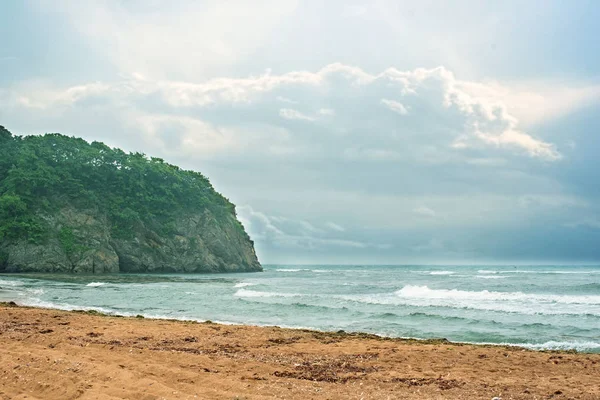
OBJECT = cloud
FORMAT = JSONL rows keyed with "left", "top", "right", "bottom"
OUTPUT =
{"left": 237, "top": 206, "right": 372, "bottom": 253}
{"left": 381, "top": 99, "right": 408, "bottom": 115}
{"left": 38, "top": 0, "right": 299, "bottom": 81}
{"left": 413, "top": 206, "right": 437, "bottom": 218}
{"left": 3, "top": 63, "right": 562, "bottom": 162}
{"left": 456, "top": 80, "right": 600, "bottom": 127}
{"left": 276, "top": 96, "right": 298, "bottom": 104}
{"left": 318, "top": 108, "right": 335, "bottom": 116}
{"left": 326, "top": 222, "right": 345, "bottom": 232}
{"left": 279, "top": 108, "right": 315, "bottom": 121}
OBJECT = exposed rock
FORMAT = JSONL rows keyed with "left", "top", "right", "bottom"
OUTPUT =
{"left": 1, "top": 207, "right": 260, "bottom": 273}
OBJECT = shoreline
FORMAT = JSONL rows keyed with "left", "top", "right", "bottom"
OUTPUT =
{"left": 1, "top": 299, "right": 593, "bottom": 355}
{"left": 1, "top": 303, "right": 599, "bottom": 399}
{"left": 1, "top": 291, "right": 598, "bottom": 354}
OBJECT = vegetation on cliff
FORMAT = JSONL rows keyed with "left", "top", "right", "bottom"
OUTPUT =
{"left": 0, "top": 126, "right": 261, "bottom": 273}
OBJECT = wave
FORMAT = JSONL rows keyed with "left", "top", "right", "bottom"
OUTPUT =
{"left": 340, "top": 285, "right": 600, "bottom": 315}
{"left": 234, "top": 289, "right": 301, "bottom": 298}
{"left": 480, "top": 269, "right": 599, "bottom": 275}
{"left": 475, "top": 275, "right": 506, "bottom": 279}
{"left": 0, "top": 279, "right": 24, "bottom": 287}
{"left": 17, "top": 298, "right": 114, "bottom": 314}
{"left": 275, "top": 268, "right": 311, "bottom": 272}
{"left": 499, "top": 341, "right": 600, "bottom": 352}
{"left": 396, "top": 285, "right": 600, "bottom": 305}
{"left": 9, "top": 293, "right": 600, "bottom": 353}
{"left": 429, "top": 271, "right": 455, "bottom": 275}
{"left": 86, "top": 282, "right": 107, "bottom": 287}
{"left": 234, "top": 282, "right": 256, "bottom": 288}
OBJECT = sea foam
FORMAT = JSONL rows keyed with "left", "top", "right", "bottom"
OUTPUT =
{"left": 341, "top": 285, "right": 600, "bottom": 315}
{"left": 234, "top": 289, "right": 300, "bottom": 298}
{"left": 395, "top": 285, "right": 600, "bottom": 305}
{"left": 86, "top": 282, "right": 107, "bottom": 287}
{"left": 500, "top": 341, "right": 600, "bottom": 352}
{"left": 0, "top": 279, "right": 24, "bottom": 287}
{"left": 275, "top": 269, "right": 311, "bottom": 272}
{"left": 234, "top": 282, "right": 256, "bottom": 288}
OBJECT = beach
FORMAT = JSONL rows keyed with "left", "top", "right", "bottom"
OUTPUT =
{"left": 1, "top": 303, "right": 599, "bottom": 400}
{"left": 2, "top": 266, "right": 599, "bottom": 354}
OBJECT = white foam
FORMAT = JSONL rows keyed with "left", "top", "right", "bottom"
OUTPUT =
{"left": 234, "top": 282, "right": 256, "bottom": 288}
{"left": 234, "top": 289, "right": 300, "bottom": 298}
{"left": 429, "top": 271, "right": 455, "bottom": 275}
{"left": 498, "top": 341, "right": 600, "bottom": 352}
{"left": 0, "top": 279, "right": 24, "bottom": 287}
{"left": 86, "top": 282, "right": 107, "bottom": 287}
{"left": 275, "top": 268, "right": 311, "bottom": 272}
{"left": 481, "top": 270, "right": 599, "bottom": 275}
{"left": 341, "top": 285, "right": 600, "bottom": 315}
{"left": 476, "top": 275, "right": 506, "bottom": 279}
{"left": 397, "top": 285, "right": 600, "bottom": 305}
{"left": 17, "top": 298, "right": 113, "bottom": 314}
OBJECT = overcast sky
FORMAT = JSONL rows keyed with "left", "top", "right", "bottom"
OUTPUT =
{"left": 1, "top": 0, "right": 600, "bottom": 264}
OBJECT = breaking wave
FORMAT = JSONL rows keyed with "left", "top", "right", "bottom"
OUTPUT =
{"left": 341, "top": 285, "right": 600, "bottom": 315}
{"left": 86, "top": 282, "right": 107, "bottom": 287}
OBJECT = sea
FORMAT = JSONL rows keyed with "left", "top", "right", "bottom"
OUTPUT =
{"left": 1, "top": 264, "right": 599, "bottom": 353}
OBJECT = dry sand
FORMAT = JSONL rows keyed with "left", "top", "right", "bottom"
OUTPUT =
{"left": 1, "top": 303, "right": 599, "bottom": 400}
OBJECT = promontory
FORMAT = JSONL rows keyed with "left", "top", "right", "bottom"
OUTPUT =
{"left": 0, "top": 126, "right": 261, "bottom": 273}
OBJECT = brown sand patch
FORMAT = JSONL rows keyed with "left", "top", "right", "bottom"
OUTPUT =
{"left": 0, "top": 304, "right": 599, "bottom": 399}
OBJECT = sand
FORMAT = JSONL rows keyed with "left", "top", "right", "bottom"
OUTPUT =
{"left": 0, "top": 303, "right": 599, "bottom": 400}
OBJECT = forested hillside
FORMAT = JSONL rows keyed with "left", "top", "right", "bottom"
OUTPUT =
{"left": 0, "top": 126, "right": 261, "bottom": 273}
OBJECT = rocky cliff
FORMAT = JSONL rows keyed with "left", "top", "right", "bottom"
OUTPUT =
{"left": 0, "top": 126, "right": 261, "bottom": 273}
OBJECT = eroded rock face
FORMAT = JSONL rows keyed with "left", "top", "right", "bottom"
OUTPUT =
{"left": 0, "top": 207, "right": 261, "bottom": 274}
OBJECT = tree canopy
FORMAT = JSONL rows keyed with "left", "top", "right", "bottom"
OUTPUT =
{"left": 0, "top": 127, "right": 237, "bottom": 243}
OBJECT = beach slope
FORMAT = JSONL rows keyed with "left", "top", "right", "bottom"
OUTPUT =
{"left": 0, "top": 304, "right": 598, "bottom": 399}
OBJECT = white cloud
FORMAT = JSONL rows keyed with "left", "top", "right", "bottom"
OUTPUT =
{"left": 13, "top": 64, "right": 561, "bottom": 160}
{"left": 413, "top": 206, "right": 437, "bottom": 218}
{"left": 276, "top": 96, "right": 298, "bottom": 104}
{"left": 381, "top": 99, "right": 408, "bottom": 115}
{"left": 5, "top": 63, "right": 562, "bottom": 161}
{"left": 237, "top": 206, "right": 370, "bottom": 251}
{"left": 40, "top": 0, "right": 299, "bottom": 81}
{"left": 318, "top": 108, "right": 335, "bottom": 116}
{"left": 456, "top": 80, "right": 600, "bottom": 127}
{"left": 279, "top": 108, "right": 315, "bottom": 121}
{"left": 326, "top": 222, "right": 345, "bottom": 232}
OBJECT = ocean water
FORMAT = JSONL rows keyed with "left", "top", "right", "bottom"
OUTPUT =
{"left": 1, "top": 265, "right": 599, "bottom": 353}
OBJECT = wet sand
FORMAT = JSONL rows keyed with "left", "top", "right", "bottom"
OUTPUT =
{"left": 1, "top": 303, "right": 599, "bottom": 399}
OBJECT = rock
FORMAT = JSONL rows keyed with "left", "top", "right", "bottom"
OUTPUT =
{"left": 1, "top": 207, "right": 260, "bottom": 273}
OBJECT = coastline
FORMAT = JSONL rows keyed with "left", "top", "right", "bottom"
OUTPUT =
{"left": 1, "top": 303, "right": 599, "bottom": 399}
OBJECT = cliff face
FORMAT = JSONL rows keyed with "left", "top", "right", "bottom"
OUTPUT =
{"left": 1, "top": 207, "right": 261, "bottom": 274}
{"left": 0, "top": 127, "right": 261, "bottom": 274}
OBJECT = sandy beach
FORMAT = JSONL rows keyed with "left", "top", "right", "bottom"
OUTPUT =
{"left": 0, "top": 303, "right": 599, "bottom": 400}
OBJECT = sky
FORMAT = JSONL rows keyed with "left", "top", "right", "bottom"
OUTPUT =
{"left": 1, "top": 0, "right": 600, "bottom": 265}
